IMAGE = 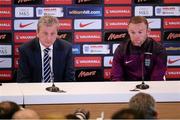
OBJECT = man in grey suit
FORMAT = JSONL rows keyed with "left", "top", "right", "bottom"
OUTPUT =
{"left": 17, "top": 15, "right": 75, "bottom": 82}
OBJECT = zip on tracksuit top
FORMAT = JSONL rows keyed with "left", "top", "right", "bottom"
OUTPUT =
{"left": 111, "top": 38, "right": 167, "bottom": 81}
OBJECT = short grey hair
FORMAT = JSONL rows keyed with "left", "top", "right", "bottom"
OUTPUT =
{"left": 37, "top": 15, "right": 59, "bottom": 32}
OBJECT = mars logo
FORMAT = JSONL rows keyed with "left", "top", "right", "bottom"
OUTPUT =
{"left": 57, "top": 31, "right": 72, "bottom": 42}
{"left": 0, "top": 70, "right": 12, "bottom": 80}
{"left": 0, "top": 32, "right": 12, "bottom": 43}
{"left": 14, "top": 0, "right": 42, "bottom": 4}
{"left": 104, "top": 31, "right": 128, "bottom": 42}
{"left": 134, "top": 0, "right": 161, "bottom": 4}
{"left": 75, "top": 0, "right": 102, "bottom": 4}
{"left": 75, "top": 69, "right": 103, "bottom": 81}
{"left": 164, "top": 31, "right": 180, "bottom": 41}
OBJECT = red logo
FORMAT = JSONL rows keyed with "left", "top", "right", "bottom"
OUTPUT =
{"left": 164, "top": 18, "right": 180, "bottom": 29}
{"left": 164, "top": 0, "right": 180, "bottom": 3}
{"left": 104, "top": 0, "right": 131, "bottom": 4}
{"left": 19, "top": 22, "right": 33, "bottom": 28}
{"left": 104, "top": 19, "right": 129, "bottom": 30}
{"left": 104, "top": 6, "right": 131, "bottom": 17}
{"left": 14, "top": 57, "right": 19, "bottom": 68}
{"left": 59, "top": 19, "right": 72, "bottom": 30}
{"left": 14, "top": 32, "right": 36, "bottom": 43}
{"left": 168, "top": 58, "right": 180, "bottom": 64}
{"left": 0, "top": 7, "right": 12, "bottom": 18}
{"left": 74, "top": 32, "right": 102, "bottom": 43}
{"left": 166, "top": 68, "right": 180, "bottom": 79}
{"left": 45, "top": 0, "right": 72, "bottom": 4}
{"left": 0, "top": 20, "right": 11, "bottom": 30}
{"left": 0, "top": 0, "right": 12, "bottom": 5}
{"left": 74, "top": 56, "right": 102, "bottom": 67}
{"left": 0, "top": 70, "right": 12, "bottom": 80}
{"left": 104, "top": 69, "right": 111, "bottom": 80}
{"left": 79, "top": 22, "right": 94, "bottom": 28}
{"left": 148, "top": 31, "right": 161, "bottom": 42}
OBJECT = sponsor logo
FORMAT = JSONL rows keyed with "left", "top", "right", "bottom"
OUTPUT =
{"left": 74, "top": 56, "right": 102, "bottom": 67}
{"left": 74, "top": 32, "right": 102, "bottom": 43}
{"left": 0, "top": 45, "right": 12, "bottom": 56}
{"left": 0, "top": 20, "right": 11, "bottom": 30}
{"left": 75, "top": 69, "right": 103, "bottom": 81}
{"left": 104, "top": 6, "right": 131, "bottom": 17}
{"left": 14, "top": 44, "right": 20, "bottom": 56}
{"left": 36, "top": 7, "right": 64, "bottom": 17}
{"left": 14, "top": 57, "right": 19, "bottom": 68}
{"left": 75, "top": 0, "right": 102, "bottom": 4}
{"left": 104, "top": 19, "right": 129, "bottom": 30}
{"left": 155, "top": 6, "right": 180, "bottom": 16}
{"left": 104, "top": 56, "right": 113, "bottom": 67}
{"left": 83, "top": 44, "right": 110, "bottom": 54}
{"left": 166, "top": 68, "right": 180, "bottom": 79}
{"left": 14, "top": 20, "right": 38, "bottom": 30}
{"left": 44, "top": 0, "right": 72, "bottom": 4}
{"left": 59, "top": 19, "right": 72, "bottom": 30}
{"left": 57, "top": 31, "right": 72, "bottom": 42}
{"left": 104, "top": 0, "right": 131, "bottom": 4}
{"left": 148, "top": 31, "right": 161, "bottom": 42}
{"left": 164, "top": 31, "right": 180, "bottom": 41}
{"left": 0, "top": 0, "right": 11, "bottom": 5}
{"left": 0, "top": 57, "right": 12, "bottom": 68}
{"left": 134, "top": 0, "right": 161, "bottom": 4}
{"left": 0, "top": 32, "right": 12, "bottom": 43}
{"left": 167, "top": 56, "right": 180, "bottom": 66}
{"left": 0, "top": 70, "right": 12, "bottom": 80}
{"left": 74, "top": 19, "right": 102, "bottom": 30}
{"left": 15, "top": 7, "right": 34, "bottom": 18}
{"left": 0, "top": 7, "right": 12, "bottom": 18}
{"left": 104, "top": 68, "right": 111, "bottom": 80}
{"left": 164, "top": 18, "right": 180, "bottom": 29}
{"left": 67, "top": 7, "right": 102, "bottom": 17}
{"left": 112, "top": 44, "right": 120, "bottom": 54}
{"left": 14, "top": 0, "right": 42, "bottom": 4}
{"left": 14, "top": 32, "right": 36, "bottom": 43}
{"left": 147, "top": 18, "right": 161, "bottom": 29}
{"left": 104, "top": 31, "right": 128, "bottom": 42}
{"left": 72, "top": 45, "right": 80, "bottom": 54}
{"left": 135, "top": 6, "right": 153, "bottom": 16}
{"left": 164, "top": 42, "right": 180, "bottom": 55}
{"left": 164, "top": 0, "right": 180, "bottom": 3}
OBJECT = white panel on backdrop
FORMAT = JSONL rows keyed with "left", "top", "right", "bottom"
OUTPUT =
{"left": 104, "top": 56, "right": 113, "bottom": 67}
{"left": 14, "top": 20, "right": 38, "bottom": 30}
{"left": 74, "top": 19, "right": 102, "bottom": 30}
{"left": 167, "top": 56, "right": 180, "bottom": 66}
{"left": 135, "top": 6, "right": 153, "bottom": 16}
{"left": 0, "top": 58, "right": 12, "bottom": 68}
{"left": 15, "top": 7, "right": 34, "bottom": 18}
{"left": 36, "top": 7, "right": 64, "bottom": 17}
{"left": 0, "top": 45, "right": 12, "bottom": 56}
{"left": 147, "top": 18, "right": 161, "bottom": 29}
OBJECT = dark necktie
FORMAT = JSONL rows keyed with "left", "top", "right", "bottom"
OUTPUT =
{"left": 43, "top": 48, "right": 51, "bottom": 82}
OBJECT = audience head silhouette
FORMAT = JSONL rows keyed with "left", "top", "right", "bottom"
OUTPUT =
{"left": 0, "top": 101, "right": 20, "bottom": 119}
{"left": 129, "top": 92, "right": 157, "bottom": 119}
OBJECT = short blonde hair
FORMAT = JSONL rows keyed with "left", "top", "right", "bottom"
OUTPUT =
{"left": 37, "top": 15, "right": 59, "bottom": 32}
{"left": 128, "top": 16, "right": 149, "bottom": 28}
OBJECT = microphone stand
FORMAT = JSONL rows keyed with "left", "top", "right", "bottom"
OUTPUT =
{"left": 46, "top": 72, "right": 60, "bottom": 92}
{"left": 136, "top": 53, "right": 149, "bottom": 90}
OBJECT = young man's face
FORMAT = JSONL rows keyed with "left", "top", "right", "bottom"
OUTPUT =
{"left": 128, "top": 22, "right": 149, "bottom": 47}
{"left": 37, "top": 24, "right": 58, "bottom": 48}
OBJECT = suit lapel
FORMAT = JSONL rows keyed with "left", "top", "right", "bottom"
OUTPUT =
{"left": 34, "top": 39, "right": 42, "bottom": 82}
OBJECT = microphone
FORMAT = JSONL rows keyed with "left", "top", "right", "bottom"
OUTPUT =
{"left": 45, "top": 57, "right": 65, "bottom": 92}
{"left": 136, "top": 52, "right": 151, "bottom": 89}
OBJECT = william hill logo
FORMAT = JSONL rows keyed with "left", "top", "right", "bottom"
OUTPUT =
{"left": 134, "top": 0, "right": 161, "bottom": 4}
{"left": 104, "top": 31, "right": 128, "bottom": 42}
{"left": 14, "top": 0, "right": 42, "bottom": 4}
